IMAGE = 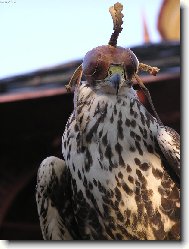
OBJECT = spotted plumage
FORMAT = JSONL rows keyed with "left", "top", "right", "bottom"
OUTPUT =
{"left": 36, "top": 81, "right": 180, "bottom": 240}
{"left": 36, "top": 2, "right": 180, "bottom": 240}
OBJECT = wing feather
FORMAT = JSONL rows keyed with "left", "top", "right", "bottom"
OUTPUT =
{"left": 157, "top": 126, "right": 180, "bottom": 178}
{"left": 36, "top": 156, "right": 80, "bottom": 240}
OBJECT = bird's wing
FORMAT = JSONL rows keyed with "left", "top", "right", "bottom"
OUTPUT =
{"left": 36, "top": 156, "right": 80, "bottom": 240}
{"left": 157, "top": 126, "right": 180, "bottom": 178}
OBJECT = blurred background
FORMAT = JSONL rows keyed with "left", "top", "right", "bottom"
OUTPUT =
{"left": 0, "top": 0, "right": 180, "bottom": 240}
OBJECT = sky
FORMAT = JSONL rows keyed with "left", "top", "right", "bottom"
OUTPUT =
{"left": 0, "top": 0, "right": 163, "bottom": 79}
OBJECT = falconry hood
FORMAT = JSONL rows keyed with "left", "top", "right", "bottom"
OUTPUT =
{"left": 65, "top": 2, "right": 161, "bottom": 122}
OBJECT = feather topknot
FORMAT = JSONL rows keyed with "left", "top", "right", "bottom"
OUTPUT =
{"left": 108, "top": 2, "right": 124, "bottom": 47}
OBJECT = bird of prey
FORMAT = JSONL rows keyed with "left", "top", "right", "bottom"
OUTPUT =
{"left": 36, "top": 2, "right": 180, "bottom": 240}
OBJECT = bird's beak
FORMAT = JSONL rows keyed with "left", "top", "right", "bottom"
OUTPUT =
{"left": 109, "top": 73, "right": 121, "bottom": 94}
{"left": 106, "top": 64, "right": 125, "bottom": 94}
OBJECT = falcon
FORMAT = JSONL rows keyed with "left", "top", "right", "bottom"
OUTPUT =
{"left": 36, "top": 2, "right": 180, "bottom": 240}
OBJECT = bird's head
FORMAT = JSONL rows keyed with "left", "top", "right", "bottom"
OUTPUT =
{"left": 66, "top": 2, "right": 159, "bottom": 95}
{"left": 82, "top": 45, "right": 139, "bottom": 93}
